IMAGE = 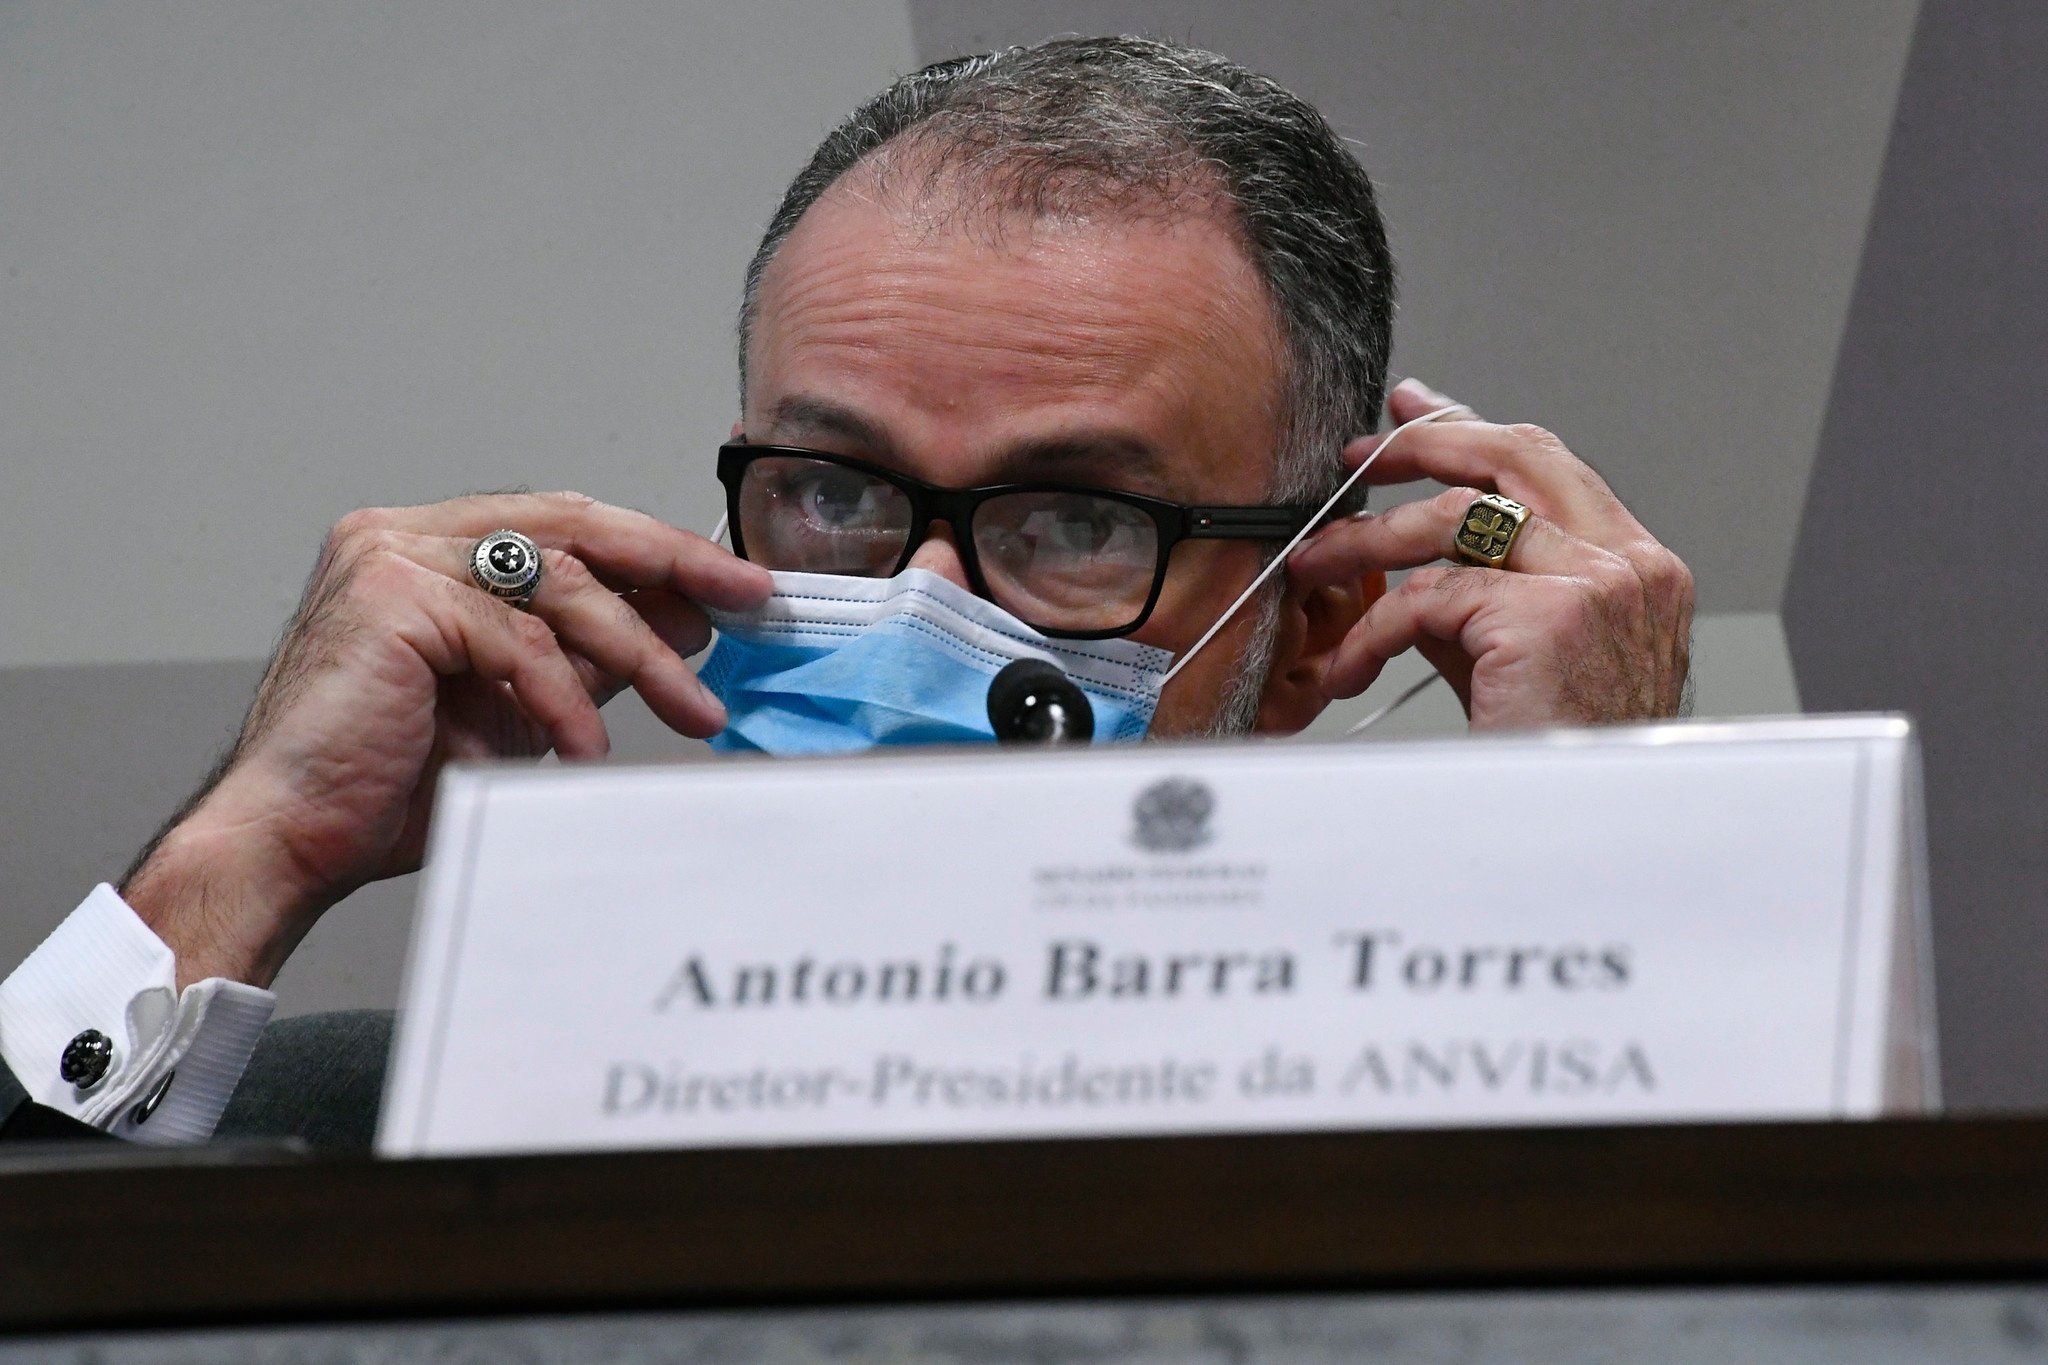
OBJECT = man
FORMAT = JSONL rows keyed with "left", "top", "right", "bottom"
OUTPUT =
{"left": 0, "top": 37, "right": 1691, "bottom": 1146}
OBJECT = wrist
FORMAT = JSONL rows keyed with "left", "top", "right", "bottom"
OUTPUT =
{"left": 122, "top": 790, "right": 333, "bottom": 991}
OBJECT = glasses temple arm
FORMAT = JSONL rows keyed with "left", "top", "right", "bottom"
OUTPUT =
{"left": 1184, "top": 507, "right": 1315, "bottom": 538}
{"left": 1159, "top": 404, "right": 1469, "bottom": 686}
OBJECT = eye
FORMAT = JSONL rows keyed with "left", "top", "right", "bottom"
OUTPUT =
{"left": 1045, "top": 500, "right": 1143, "bottom": 556}
{"left": 790, "top": 467, "right": 890, "bottom": 530}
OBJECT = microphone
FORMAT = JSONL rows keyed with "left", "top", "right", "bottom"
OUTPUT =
{"left": 987, "top": 659, "right": 1095, "bottom": 745}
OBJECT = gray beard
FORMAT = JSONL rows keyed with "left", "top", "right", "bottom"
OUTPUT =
{"left": 1194, "top": 580, "right": 1285, "bottom": 739}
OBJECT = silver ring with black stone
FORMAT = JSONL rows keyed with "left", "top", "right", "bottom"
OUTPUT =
{"left": 469, "top": 529, "right": 544, "bottom": 608}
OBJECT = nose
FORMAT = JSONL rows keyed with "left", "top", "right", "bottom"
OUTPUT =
{"left": 906, "top": 521, "right": 973, "bottom": 592}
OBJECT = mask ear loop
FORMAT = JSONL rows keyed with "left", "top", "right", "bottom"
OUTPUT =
{"left": 1340, "top": 670, "right": 1442, "bottom": 736}
{"left": 1160, "top": 404, "right": 1472, "bottom": 698}
{"left": 711, "top": 407, "right": 1461, "bottom": 734}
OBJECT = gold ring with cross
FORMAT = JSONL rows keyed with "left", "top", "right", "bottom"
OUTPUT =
{"left": 1453, "top": 493, "right": 1532, "bottom": 569}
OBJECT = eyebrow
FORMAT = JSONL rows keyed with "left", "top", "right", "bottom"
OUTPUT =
{"left": 762, "top": 394, "right": 1171, "bottom": 491}
{"left": 765, "top": 395, "right": 891, "bottom": 451}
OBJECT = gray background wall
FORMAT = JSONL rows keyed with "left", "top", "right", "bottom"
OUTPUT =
{"left": 0, "top": 0, "right": 924, "bottom": 1018}
{"left": 1784, "top": 0, "right": 2048, "bottom": 1110}
{"left": 1, "top": 3, "right": 2033, "bottom": 1104}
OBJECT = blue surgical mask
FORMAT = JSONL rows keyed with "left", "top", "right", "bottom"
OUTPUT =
{"left": 697, "top": 405, "right": 1467, "bottom": 757}
{"left": 699, "top": 569, "right": 1173, "bottom": 755}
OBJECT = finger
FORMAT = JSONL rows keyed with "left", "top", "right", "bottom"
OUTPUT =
{"left": 1343, "top": 421, "right": 1648, "bottom": 554}
{"left": 523, "top": 549, "right": 725, "bottom": 737}
{"left": 560, "top": 649, "right": 624, "bottom": 709}
{"left": 1414, "top": 637, "right": 1475, "bottom": 714}
{"left": 438, "top": 674, "right": 551, "bottom": 761}
{"left": 1385, "top": 377, "right": 1484, "bottom": 426}
{"left": 332, "top": 493, "right": 772, "bottom": 611}
{"left": 376, "top": 532, "right": 727, "bottom": 739}
{"left": 364, "top": 552, "right": 611, "bottom": 759}
{"left": 1344, "top": 379, "right": 1481, "bottom": 469}
{"left": 624, "top": 588, "right": 717, "bottom": 661}
{"left": 1290, "top": 486, "right": 1625, "bottom": 586}
{"left": 1321, "top": 565, "right": 1509, "bottom": 700}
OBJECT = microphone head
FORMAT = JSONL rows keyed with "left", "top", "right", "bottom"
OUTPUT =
{"left": 987, "top": 658, "right": 1095, "bottom": 745}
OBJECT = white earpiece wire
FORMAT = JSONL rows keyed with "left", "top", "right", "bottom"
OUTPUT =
{"left": 1159, "top": 403, "right": 1470, "bottom": 686}
{"left": 1341, "top": 671, "right": 1444, "bottom": 737}
{"left": 712, "top": 403, "right": 1465, "bottom": 733}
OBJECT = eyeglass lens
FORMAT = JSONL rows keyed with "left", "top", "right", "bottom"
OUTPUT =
{"left": 971, "top": 491, "right": 1157, "bottom": 632}
{"left": 738, "top": 455, "right": 914, "bottom": 575}
{"left": 736, "top": 455, "right": 1159, "bottom": 633}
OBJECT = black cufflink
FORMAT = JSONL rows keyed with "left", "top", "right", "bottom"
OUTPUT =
{"left": 59, "top": 1029, "right": 114, "bottom": 1091}
{"left": 130, "top": 1070, "right": 175, "bottom": 1126}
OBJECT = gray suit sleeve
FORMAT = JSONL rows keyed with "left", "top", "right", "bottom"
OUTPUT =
{"left": 0, "top": 1055, "right": 109, "bottom": 1141}
{"left": 215, "top": 1009, "right": 394, "bottom": 1153}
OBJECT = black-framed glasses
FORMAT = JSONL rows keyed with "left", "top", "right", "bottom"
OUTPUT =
{"left": 717, "top": 444, "right": 1314, "bottom": 639}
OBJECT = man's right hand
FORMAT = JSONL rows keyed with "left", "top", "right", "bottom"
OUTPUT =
{"left": 121, "top": 492, "right": 772, "bottom": 989}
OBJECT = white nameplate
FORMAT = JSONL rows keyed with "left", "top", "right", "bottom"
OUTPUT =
{"left": 378, "top": 716, "right": 1936, "bottom": 1158}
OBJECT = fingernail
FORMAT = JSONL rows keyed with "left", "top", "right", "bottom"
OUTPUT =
{"left": 1396, "top": 376, "right": 1454, "bottom": 406}
{"left": 695, "top": 676, "right": 727, "bottom": 726}
{"left": 1289, "top": 528, "right": 1331, "bottom": 561}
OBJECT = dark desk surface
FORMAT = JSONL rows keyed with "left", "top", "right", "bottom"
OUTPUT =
{"left": 7, "top": 1117, "right": 2047, "bottom": 1333}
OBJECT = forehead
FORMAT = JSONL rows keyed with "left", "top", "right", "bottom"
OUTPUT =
{"left": 745, "top": 174, "right": 1286, "bottom": 497}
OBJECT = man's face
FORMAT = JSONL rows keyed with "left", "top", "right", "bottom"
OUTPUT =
{"left": 742, "top": 178, "right": 1312, "bottom": 736}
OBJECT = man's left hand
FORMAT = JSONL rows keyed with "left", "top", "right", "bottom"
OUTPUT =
{"left": 1288, "top": 379, "right": 1694, "bottom": 728}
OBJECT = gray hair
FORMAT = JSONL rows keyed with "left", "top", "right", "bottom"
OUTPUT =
{"left": 738, "top": 36, "right": 1396, "bottom": 732}
{"left": 740, "top": 35, "right": 1393, "bottom": 507}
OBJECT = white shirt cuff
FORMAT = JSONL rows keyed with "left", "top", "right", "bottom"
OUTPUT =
{"left": 0, "top": 883, "right": 275, "bottom": 1144}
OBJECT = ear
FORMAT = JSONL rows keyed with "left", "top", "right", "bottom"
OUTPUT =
{"left": 729, "top": 420, "right": 746, "bottom": 441}
{"left": 1251, "top": 568, "right": 1387, "bottom": 735}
